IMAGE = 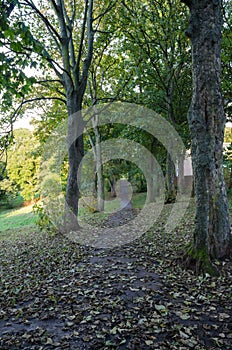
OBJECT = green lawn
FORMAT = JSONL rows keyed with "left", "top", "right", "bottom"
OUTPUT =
{"left": 0, "top": 205, "right": 38, "bottom": 240}
{"left": 0, "top": 193, "right": 146, "bottom": 240}
{"left": 80, "top": 192, "right": 146, "bottom": 212}
{"left": 77, "top": 192, "right": 147, "bottom": 226}
{"left": 104, "top": 192, "right": 146, "bottom": 210}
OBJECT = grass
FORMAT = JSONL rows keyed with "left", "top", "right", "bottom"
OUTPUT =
{"left": 0, "top": 205, "right": 38, "bottom": 240}
{"left": 79, "top": 192, "right": 146, "bottom": 213}
{"left": 131, "top": 192, "right": 146, "bottom": 208}
{"left": 0, "top": 193, "right": 147, "bottom": 240}
{"left": 78, "top": 192, "right": 147, "bottom": 225}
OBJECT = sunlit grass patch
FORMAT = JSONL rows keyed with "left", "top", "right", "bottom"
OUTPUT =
{"left": 0, "top": 205, "right": 38, "bottom": 236}
{"left": 3, "top": 204, "right": 34, "bottom": 218}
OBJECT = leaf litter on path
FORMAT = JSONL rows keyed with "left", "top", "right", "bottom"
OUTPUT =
{"left": 0, "top": 202, "right": 231, "bottom": 349}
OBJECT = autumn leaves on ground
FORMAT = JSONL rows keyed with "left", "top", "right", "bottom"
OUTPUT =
{"left": 0, "top": 202, "right": 231, "bottom": 350}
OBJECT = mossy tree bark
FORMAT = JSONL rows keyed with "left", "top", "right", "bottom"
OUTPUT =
{"left": 182, "top": 0, "right": 232, "bottom": 274}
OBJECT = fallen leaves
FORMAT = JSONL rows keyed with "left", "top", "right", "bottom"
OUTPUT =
{"left": 0, "top": 201, "right": 231, "bottom": 349}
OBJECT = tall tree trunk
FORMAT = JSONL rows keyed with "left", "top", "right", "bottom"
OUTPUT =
{"left": 93, "top": 115, "right": 104, "bottom": 212}
{"left": 165, "top": 152, "right": 176, "bottom": 203}
{"left": 182, "top": 0, "right": 232, "bottom": 274}
{"left": 65, "top": 97, "right": 85, "bottom": 230}
{"left": 165, "top": 73, "right": 177, "bottom": 203}
{"left": 178, "top": 150, "right": 185, "bottom": 194}
{"left": 147, "top": 138, "right": 156, "bottom": 203}
{"left": 61, "top": 0, "right": 94, "bottom": 230}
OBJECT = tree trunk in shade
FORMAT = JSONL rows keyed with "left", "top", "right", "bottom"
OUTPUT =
{"left": 182, "top": 0, "right": 232, "bottom": 274}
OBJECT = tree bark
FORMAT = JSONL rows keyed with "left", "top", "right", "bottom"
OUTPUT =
{"left": 88, "top": 72, "right": 105, "bottom": 212}
{"left": 109, "top": 178, "right": 116, "bottom": 197}
{"left": 61, "top": 0, "right": 94, "bottom": 229}
{"left": 93, "top": 115, "right": 105, "bottom": 212}
{"left": 65, "top": 106, "right": 82, "bottom": 222}
{"left": 64, "top": 97, "right": 85, "bottom": 230}
{"left": 182, "top": 0, "right": 232, "bottom": 273}
{"left": 165, "top": 152, "right": 176, "bottom": 204}
{"left": 178, "top": 150, "right": 185, "bottom": 194}
{"left": 147, "top": 139, "right": 156, "bottom": 203}
{"left": 165, "top": 69, "right": 177, "bottom": 204}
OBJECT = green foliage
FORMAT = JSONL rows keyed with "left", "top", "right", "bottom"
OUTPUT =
{"left": 224, "top": 127, "right": 232, "bottom": 144}
{"left": 32, "top": 100, "right": 67, "bottom": 145}
{"left": 0, "top": 128, "right": 40, "bottom": 209}
{"left": 79, "top": 196, "right": 98, "bottom": 214}
{"left": 0, "top": 193, "right": 24, "bottom": 210}
{"left": 222, "top": 0, "right": 232, "bottom": 118}
{"left": 0, "top": 177, "right": 23, "bottom": 209}
{"left": 0, "top": 0, "right": 230, "bottom": 272}
{"left": 5, "top": 129, "right": 40, "bottom": 201}
{"left": 131, "top": 192, "right": 146, "bottom": 208}
{"left": 117, "top": 0, "right": 192, "bottom": 139}
{"left": 32, "top": 203, "right": 56, "bottom": 234}
{"left": 33, "top": 171, "right": 65, "bottom": 234}
{"left": 223, "top": 142, "right": 232, "bottom": 196}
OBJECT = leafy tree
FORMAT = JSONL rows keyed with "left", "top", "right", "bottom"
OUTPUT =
{"left": 182, "top": 0, "right": 232, "bottom": 274}
{"left": 5, "top": 128, "right": 40, "bottom": 201}
{"left": 116, "top": 0, "right": 192, "bottom": 202}
{"left": 222, "top": 0, "right": 232, "bottom": 119}
{"left": 0, "top": 1, "right": 37, "bottom": 165}
{"left": 1, "top": 0, "right": 116, "bottom": 229}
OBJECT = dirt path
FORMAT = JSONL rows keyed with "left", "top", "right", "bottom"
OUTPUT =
{"left": 0, "top": 207, "right": 231, "bottom": 349}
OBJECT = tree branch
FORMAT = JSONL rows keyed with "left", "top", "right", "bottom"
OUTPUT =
{"left": 21, "top": 0, "right": 62, "bottom": 42}
{"left": 93, "top": 1, "right": 116, "bottom": 22}
{"left": 21, "top": 96, "right": 66, "bottom": 105}
{"left": 80, "top": 0, "right": 94, "bottom": 93}
{"left": 75, "top": 0, "right": 89, "bottom": 81}
{"left": 10, "top": 97, "right": 66, "bottom": 123}
{"left": 84, "top": 70, "right": 134, "bottom": 123}
{"left": 35, "top": 79, "right": 63, "bottom": 85}
{"left": 49, "top": 0, "right": 60, "bottom": 14}
{"left": 1, "top": 0, "right": 16, "bottom": 17}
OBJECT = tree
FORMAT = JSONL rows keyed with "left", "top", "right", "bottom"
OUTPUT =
{"left": 182, "top": 0, "right": 232, "bottom": 274}
{"left": 222, "top": 0, "right": 232, "bottom": 119}
{"left": 0, "top": 1, "right": 38, "bottom": 167}
{"left": 118, "top": 0, "right": 192, "bottom": 202}
{"left": 5, "top": 128, "right": 40, "bottom": 201}
{"left": 1, "top": 0, "right": 115, "bottom": 229}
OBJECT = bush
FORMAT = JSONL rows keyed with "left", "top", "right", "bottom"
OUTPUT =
{"left": 7, "top": 194, "right": 24, "bottom": 209}
{"left": 0, "top": 192, "right": 24, "bottom": 210}
{"left": 0, "top": 178, "right": 24, "bottom": 209}
{"left": 33, "top": 202, "right": 57, "bottom": 234}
